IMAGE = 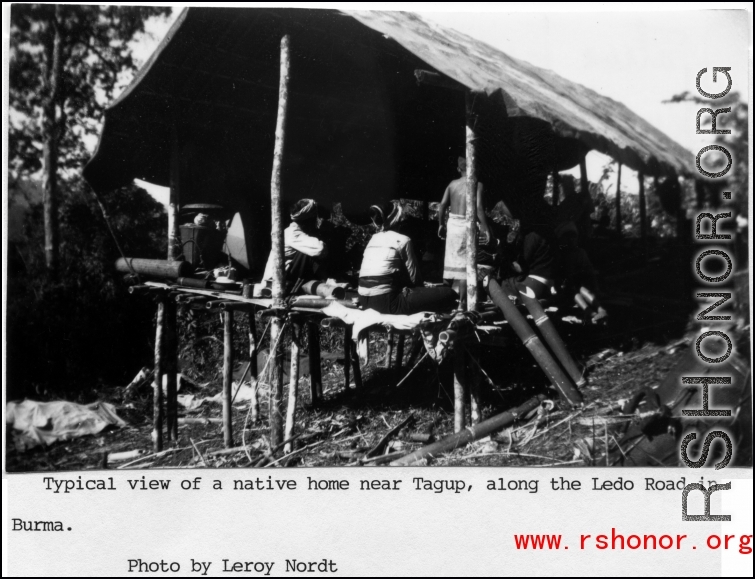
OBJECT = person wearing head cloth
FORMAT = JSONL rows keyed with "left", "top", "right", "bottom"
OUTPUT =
{"left": 438, "top": 156, "right": 494, "bottom": 306}
{"left": 262, "top": 198, "right": 328, "bottom": 294}
{"left": 358, "top": 201, "right": 458, "bottom": 315}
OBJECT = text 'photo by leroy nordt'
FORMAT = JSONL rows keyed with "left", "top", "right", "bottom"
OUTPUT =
{"left": 6, "top": 6, "right": 751, "bottom": 473}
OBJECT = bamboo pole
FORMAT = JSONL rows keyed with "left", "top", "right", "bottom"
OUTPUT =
{"left": 343, "top": 326, "right": 352, "bottom": 390}
{"left": 615, "top": 163, "right": 622, "bottom": 235}
{"left": 488, "top": 280, "right": 583, "bottom": 406}
{"left": 168, "top": 123, "right": 181, "bottom": 261}
{"left": 242, "top": 284, "right": 260, "bottom": 423}
{"left": 638, "top": 172, "right": 647, "bottom": 243}
{"left": 350, "top": 339, "right": 363, "bottom": 391}
{"left": 453, "top": 347, "right": 466, "bottom": 432}
{"left": 521, "top": 294, "right": 586, "bottom": 388}
{"left": 165, "top": 299, "right": 178, "bottom": 441}
{"left": 152, "top": 300, "right": 165, "bottom": 452}
{"left": 384, "top": 328, "right": 394, "bottom": 369}
{"left": 307, "top": 321, "right": 322, "bottom": 402}
{"left": 468, "top": 344, "right": 482, "bottom": 425}
{"left": 391, "top": 395, "right": 546, "bottom": 466}
{"left": 579, "top": 157, "right": 589, "bottom": 197}
{"left": 284, "top": 322, "right": 301, "bottom": 454}
{"left": 465, "top": 91, "right": 479, "bottom": 311}
{"left": 222, "top": 309, "right": 234, "bottom": 448}
{"left": 552, "top": 170, "right": 560, "bottom": 207}
{"left": 268, "top": 34, "right": 290, "bottom": 447}
{"left": 395, "top": 335, "right": 405, "bottom": 370}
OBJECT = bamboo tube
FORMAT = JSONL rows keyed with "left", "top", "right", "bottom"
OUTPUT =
{"left": 579, "top": 157, "right": 589, "bottom": 198}
{"left": 395, "top": 335, "right": 405, "bottom": 369}
{"left": 290, "top": 297, "right": 358, "bottom": 309}
{"left": 307, "top": 321, "right": 323, "bottom": 403}
{"left": 284, "top": 322, "right": 301, "bottom": 454}
{"left": 385, "top": 328, "right": 394, "bottom": 369}
{"left": 222, "top": 309, "right": 234, "bottom": 448}
{"left": 176, "top": 277, "right": 210, "bottom": 289}
{"left": 300, "top": 280, "right": 346, "bottom": 300}
{"left": 243, "top": 284, "right": 259, "bottom": 422}
{"left": 615, "top": 163, "right": 622, "bottom": 235}
{"left": 343, "top": 325, "right": 352, "bottom": 390}
{"left": 464, "top": 91, "right": 479, "bottom": 311}
{"left": 168, "top": 123, "right": 182, "bottom": 260}
{"left": 488, "top": 280, "right": 583, "bottom": 406}
{"left": 521, "top": 295, "right": 586, "bottom": 388}
{"left": 165, "top": 299, "right": 178, "bottom": 441}
{"left": 268, "top": 34, "right": 290, "bottom": 447}
{"left": 453, "top": 347, "right": 466, "bottom": 433}
{"left": 390, "top": 395, "right": 546, "bottom": 466}
{"left": 115, "top": 258, "right": 192, "bottom": 279}
{"left": 152, "top": 301, "right": 165, "bottom": 452}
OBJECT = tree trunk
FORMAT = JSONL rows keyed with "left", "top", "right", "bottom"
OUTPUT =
{"left": 464, "top": 91, "right": 479, "bottom": 311}
{"left": 42, "top": 9, "right": 63, "bottom": 279}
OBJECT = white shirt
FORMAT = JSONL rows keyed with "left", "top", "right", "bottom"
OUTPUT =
{"left": 263, "top": 222, "right": 327, "bottom": 281}
{"left": 358, "top": 230, "right": 420, "bottom": 296}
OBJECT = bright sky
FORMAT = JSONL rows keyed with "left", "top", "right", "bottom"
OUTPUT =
{"left": 127, "top": 3, "right": 751, "bottom": 204}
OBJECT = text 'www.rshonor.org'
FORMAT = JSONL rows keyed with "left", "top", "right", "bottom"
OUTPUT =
{"left": 680, "top": 66, "right": 740, "bottom": 522}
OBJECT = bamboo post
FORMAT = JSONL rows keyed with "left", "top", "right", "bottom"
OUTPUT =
{"left": 152, "top": 300, "right": 165, "bottom": 452}
{"left": 168, "top": 123, "right": 182, "bottom": 260}
{"left": 384, "top": 328, "right": 394, "bottom": 368}
{"left": 468, "top": 344, "right": 482, "bottom": 425}
{"left": 395, "top": 334, "right": 405, "bottom": 370}
{"left": 638, "top": 172, "right": 647, "bottom": 243}
{"left": 242, "top": 284, "right": 260, "bottom": 422}
{"left": 615, "top": 163, "right": 622, "bottom": 236}
{"left": 552, "top": 170, "right": 560, "bottom": 207}
{"left": 268, "top": 34, "right": 290, "bottom": 447}
{"left": 453, "top": 346, "right": 466, "bottom": 433}
{"left": 222, "top": 309, "right": 234, "bottom": 448}
{"left": 350, "top": 339, "right": 363, "bottom": 391}
{"left": 343, "top": 326, "right": 352, "bottom": 390}
{"left": 165, "top": 299, "right": 178, "bottom": 441}
{"left": 284, "top": 321, "right": 301, "bottom": 454}
{"left": 465, "top": 91, "right": 479, "bottom": 312}
{"left": 307, "top": 321, "right": 322, "bottom": 403}
{"left": 579, "top": 157, "right": 589, "bottom": 197}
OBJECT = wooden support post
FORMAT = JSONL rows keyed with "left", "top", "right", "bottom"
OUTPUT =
{"left": 468, "top": 344, "right": 482, "bottom": 425}
{"left": 395, "top": 335, "right": 405, "bottom": 370}
{"left": 307, "top": 321, "right": 322, "bottom": 402}
{"left": 464, "top": 91, "right": 479, "bottom": 311}
{"left": 268, "top": 34, "right": 290, "bottom": 447}
{"left": 350, "top": 339, "right": 363, "bottom": 391}
{"left": 343, "top": 326, "right": 352, "bottom": 390}
{"left": 222, "top": 309, "right": 234, "bottom": 448}
{"left": 579, "top": 157, "right": 589, "bottom": 196}
{"left": 453, "top": 347, "right": 466, "bottom": 433}
{"left": 552, "top": 170, "right": 560, "bottom": 207}
{"left": 384, "top": 328, "right": 394, "bottom": 369}
{"left": 168, "top": 123, "right": 182, "bottom": 261}
{"left": 242, "top": 284, "right": 260, "bottom": 422}
{"left": 165, "top": 299, "right": 178, "bottom": 442}
{"left": 638, "top": 172, "right": 647, "bottom": 243}
{"left": 284, "top": 322, "right": 301, "bottom": 454}
{"left": 615, "top": 163, "right": 622, "bottom": 236}
{"left": 152, "top": 300, "right": 165, "bottom": 452}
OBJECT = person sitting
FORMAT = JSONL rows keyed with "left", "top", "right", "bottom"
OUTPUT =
{"left": 262, "top": 198, "right": 328, "bottom": 295}
{"left": 490, "top": 202, "right": 555, "bottom": 302}
{"left": 358, "top": 201, "right": 458, "bottom": 315}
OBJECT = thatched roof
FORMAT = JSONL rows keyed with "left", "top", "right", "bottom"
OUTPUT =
{"left": 347, "top": 10, "right": 692, "bottom": 177}
{"left": 84, "top": 7, "right": 692, "bottom": 200}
